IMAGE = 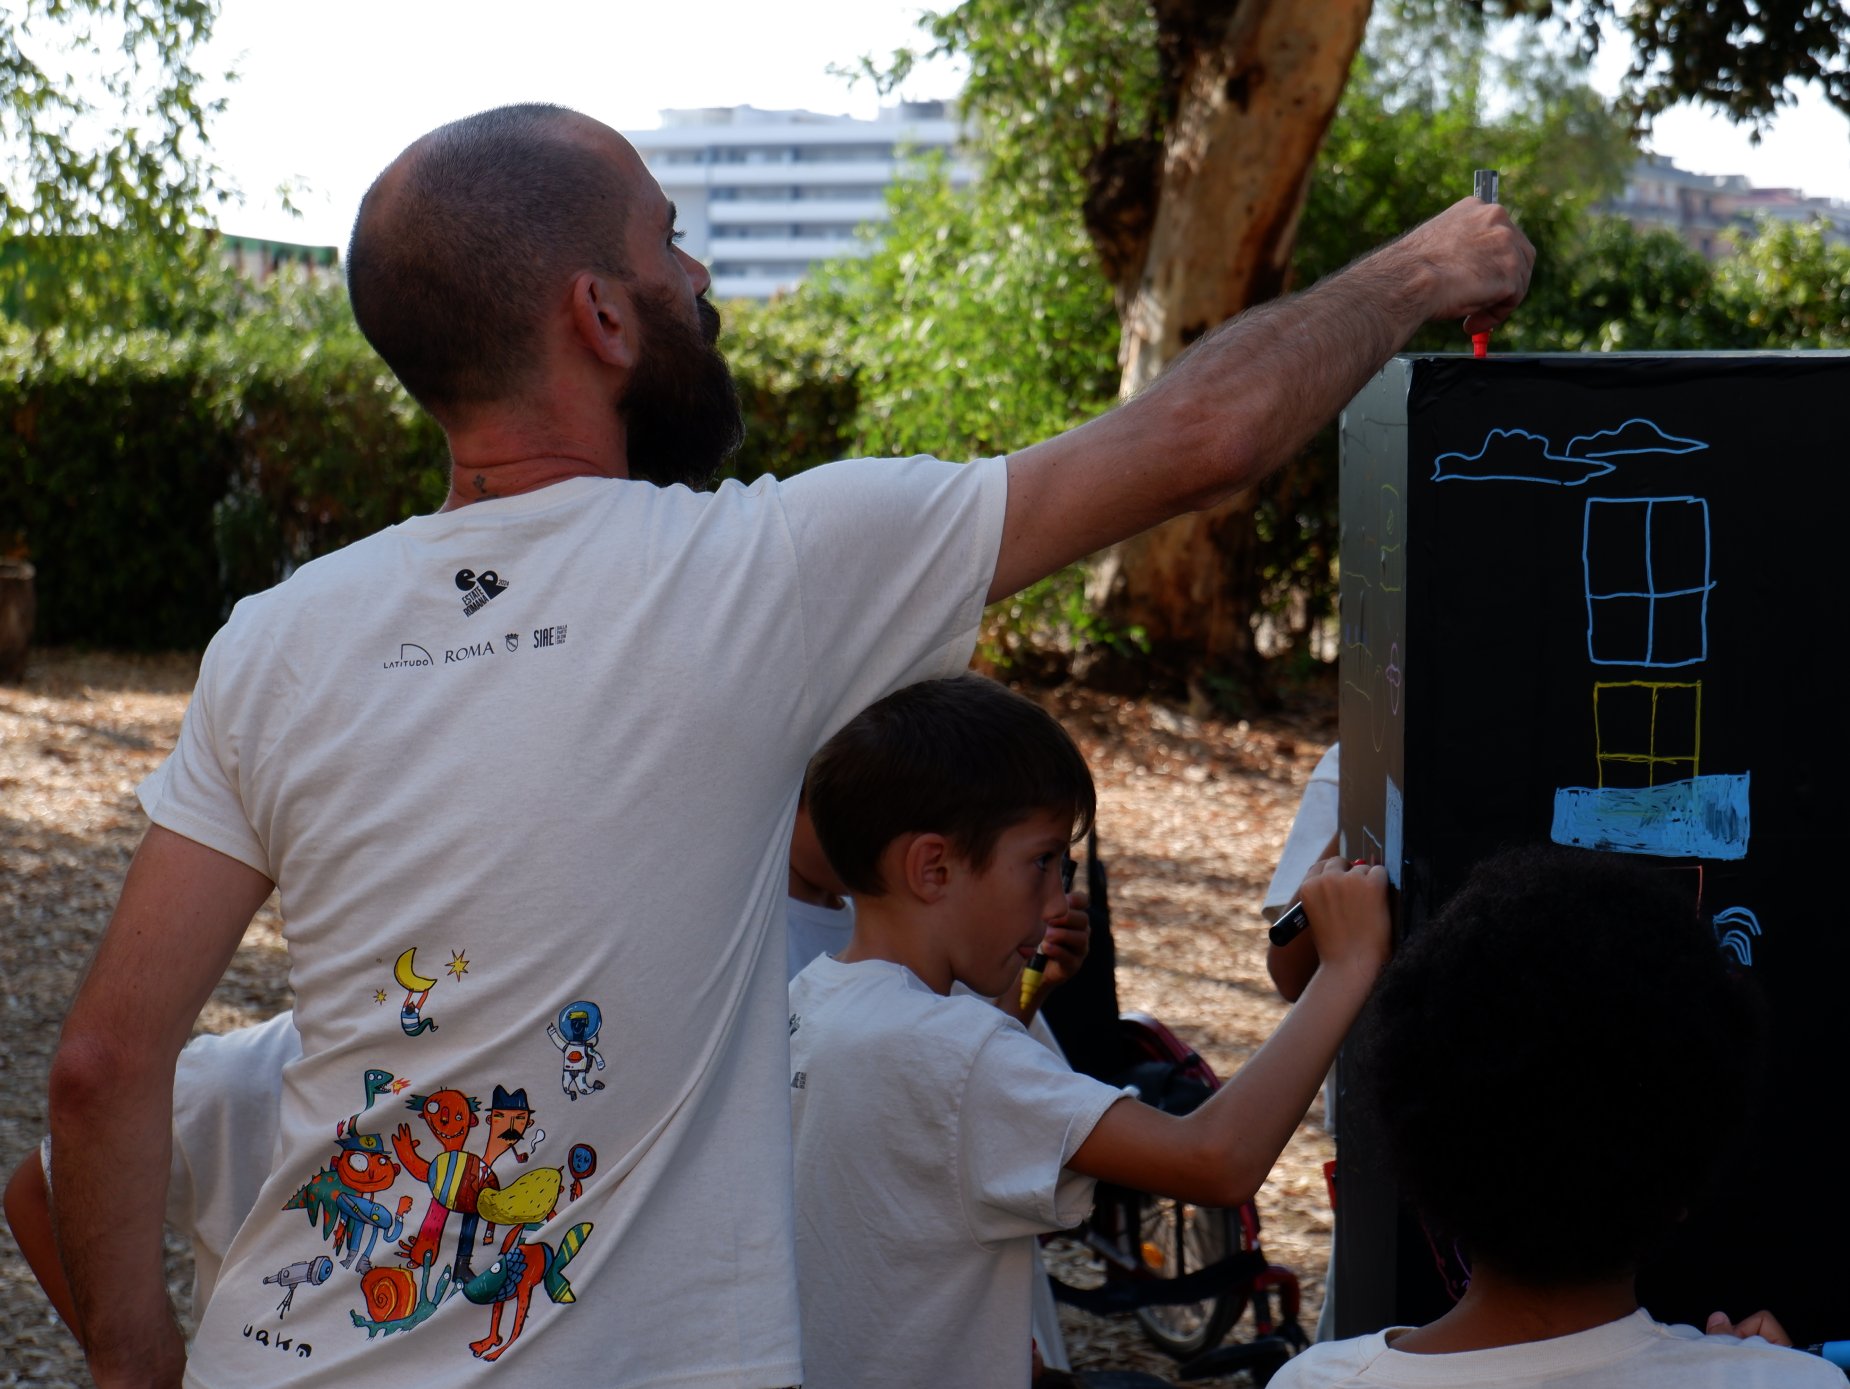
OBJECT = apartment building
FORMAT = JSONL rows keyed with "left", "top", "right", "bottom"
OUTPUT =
{"left": 624, "top": 102, "right": 972, "bottom": 301}
{"left": 1609, "top": 153, "right": 1850, "bottom": 259}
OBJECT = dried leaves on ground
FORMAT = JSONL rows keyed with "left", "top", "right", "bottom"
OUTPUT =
{"left": 0, "top": 651, "right": 1336, "bottom": 1388}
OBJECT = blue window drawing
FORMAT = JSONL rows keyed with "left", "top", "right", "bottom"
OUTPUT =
{"left": 1582, "top": 496, "right": 1712, "bottom": 667}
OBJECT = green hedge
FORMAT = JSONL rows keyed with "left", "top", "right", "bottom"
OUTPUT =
{"left": 2, "top": 309, "right": 449, "bottom": 649}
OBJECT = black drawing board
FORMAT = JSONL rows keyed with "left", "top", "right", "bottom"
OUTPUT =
{"left": 1333, "top": 352, "right": 1849, "bottom": 1345}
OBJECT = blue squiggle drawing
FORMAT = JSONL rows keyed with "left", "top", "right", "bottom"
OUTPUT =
{"left": 1550, "top": 772, "right": 1750, "bottom": 861}
{"left": 1563, "top": 418, "right": 1709, "bottom": 460}
{"left": 1712, "top": 906, "right": 1762, "bottom": 967}
{"left": 1431, "top": 428, "right": 1616, "bottom": 486}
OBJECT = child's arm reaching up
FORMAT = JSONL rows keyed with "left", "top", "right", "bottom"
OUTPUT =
{"left": 1067, "top": 857, "right": 1389, "bottom": 1208}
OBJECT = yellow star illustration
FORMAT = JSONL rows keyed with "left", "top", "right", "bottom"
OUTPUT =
{"left": 447, "top": 949, "right": 471, "bottom": 980}
{"left": 373, "top": 989, "right": 388, "bottom": 1005}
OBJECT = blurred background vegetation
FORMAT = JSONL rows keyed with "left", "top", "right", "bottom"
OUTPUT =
{"left": 4, "top": 0, "right": 1846, "bottom": 703}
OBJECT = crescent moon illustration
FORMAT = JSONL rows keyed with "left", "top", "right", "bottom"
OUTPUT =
{"left": 394, "top": 947, "right": 439, "bottom": 992}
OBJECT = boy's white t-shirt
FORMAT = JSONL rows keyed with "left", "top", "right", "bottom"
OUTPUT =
{"left": 1262, "top": 743, "right": 1341, "bottom": 921}
{"left": 137, "top": 457, "right": 1006, "bottom": 1388}
{"left": 1268, "top": 1309, "right": 1847, "bottom": 1388}
{"left": 784, "top": 895, "right": 855, "bottom": 982}
{"left": 167, "top": 1013, "right": 301, "bottom": 1313}
{"left": 787, "top": 956, "right": 1128, "bottom": 1389}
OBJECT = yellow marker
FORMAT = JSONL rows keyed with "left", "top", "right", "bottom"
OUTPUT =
{"left": 1019, "top": 950, "right": 1048, "bottom": 1010}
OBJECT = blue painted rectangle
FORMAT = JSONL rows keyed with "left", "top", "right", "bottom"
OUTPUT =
{"left": 1550, "top": 772, "right": 1750, "bottom": 861}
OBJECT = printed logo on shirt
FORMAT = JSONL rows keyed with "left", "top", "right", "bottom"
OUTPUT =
{"left": 788, "top": 1012, "right": 801, "bottom": 1036}
{"left": 382, "top": 643, "right": 434, "bottom": 671}
{"left": 532, "top": 624, "right": 568, "bottom": 649}
{"left": 791, "top": 1071, "right": 807, "bottom": 1090}
{"left": 444, "top": 643, "right": 495, "bottom": 664}
{"left": 455, "top": 567, "right": 508, "bottom": 616}
{"left": 503, "top": 632, "right": 520, "bottom": 654}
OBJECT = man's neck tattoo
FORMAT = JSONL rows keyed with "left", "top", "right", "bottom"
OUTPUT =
{"left": 473, "top": 473, "right": 491, "bottom": 497}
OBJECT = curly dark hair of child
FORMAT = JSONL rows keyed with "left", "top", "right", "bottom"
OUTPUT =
{"left": 1355, "top": 842, "right": 1766, "bottom": 1287}
{"left": 806, "top": 673, "right": 1096, "bottom": 897}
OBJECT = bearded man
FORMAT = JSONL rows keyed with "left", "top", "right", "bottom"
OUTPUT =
{"left": 48, "top": 103, "right": 1531, "bottom": 1389}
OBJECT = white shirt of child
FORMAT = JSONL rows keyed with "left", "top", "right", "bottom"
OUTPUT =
{"left": 785, "top": 895, "right": 855, "bottom": 982}
{"left": 1269, "top": 1309, "right": 1846, "bottom": 1388}
{"left": 139, "top": 456, "right": 1006, "bottom": 1389}
{"left": 167, "top": 1013, "right": 301, "bottom": 1314}
{"left": 788, "top": 956, "right": 1128, "bottom": 1389}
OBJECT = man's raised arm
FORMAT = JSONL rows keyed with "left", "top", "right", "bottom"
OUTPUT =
{"left": 989, "top": 196, "right": 1533, "bottom": 603}
{"left": 49, "top": 825, "right": 274, "bottom": 1389}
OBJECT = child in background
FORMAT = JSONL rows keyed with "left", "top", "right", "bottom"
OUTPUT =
{"left": 1269, "top": 843, "right": 1838, "bottom": 1389}
{"left": 790, "top": 674, "right": 1390, "bottom": 1389}
{"left": 5, "top": 1010, "right": 298, "bottom": 1336}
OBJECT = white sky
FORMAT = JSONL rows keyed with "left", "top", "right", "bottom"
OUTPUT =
{"left": 175, "top": 1, "right": 1850, "bottom": 247}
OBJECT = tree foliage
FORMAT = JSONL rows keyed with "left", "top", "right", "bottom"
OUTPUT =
{"left": 1, "top": 0, "right": 230, "bottom": 328}
{"left": 1476, "top": 0, "right": 1850, "bottom": 128}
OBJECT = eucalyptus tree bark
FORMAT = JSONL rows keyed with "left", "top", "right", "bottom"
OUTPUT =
{"left": 1084, "top": 0, "right": 1371, "bottom": 685}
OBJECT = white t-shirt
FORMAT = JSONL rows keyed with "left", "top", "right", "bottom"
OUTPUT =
{"left": 168, "top": 1013, "right": 301, "bottom": 1313}
{"left": 1269, "top": 1309, "right": 1846, "bottom": 1388}
{"left": 785, "top": 895, "right": 855, "bottom": 982}
{"left": 1262, "top": 742, "right": 1340, "bottom": 921}
{"left": 140, "top": 457, "right": 1007, "bottom": 1388}
{"left": 41, "top": 1013, "right": 302, "bottom": 1319}
{"left": 787, "top": 956, "right": 1127, "bottom": 1389}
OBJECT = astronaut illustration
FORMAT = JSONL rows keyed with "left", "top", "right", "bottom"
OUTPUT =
{"left": 546, "top": 1000, "right": 606, "bottom": 1101}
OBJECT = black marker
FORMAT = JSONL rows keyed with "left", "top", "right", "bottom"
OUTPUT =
{"left": 1268, "top": 900, "right": 1310, "bottom": 948}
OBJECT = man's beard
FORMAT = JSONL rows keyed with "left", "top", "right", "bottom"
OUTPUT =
{"left": 621, "top": 288, "right": 744, "bottom": 491}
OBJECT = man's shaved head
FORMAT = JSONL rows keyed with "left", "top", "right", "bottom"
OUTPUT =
{"left": 346, "top": 104, "right": 630, "bottom": 417}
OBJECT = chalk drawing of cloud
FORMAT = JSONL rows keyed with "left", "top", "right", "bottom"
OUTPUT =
{"left": 1430, "top": 428, "right": 1617, "bottom": 486}
{"left": 1562, "top": 418, "right": 1709, "bottom": 459}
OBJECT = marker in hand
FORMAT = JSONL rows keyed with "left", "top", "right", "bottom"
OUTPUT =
{"left": 1269, "top": 859, "right": 1372, "bottom": 947}
{"left": 1019, "top": 951, "right": 1048, "bottom": 1009}
{"left": 1472, "top": 168, "right": 1500, "bottom": 358}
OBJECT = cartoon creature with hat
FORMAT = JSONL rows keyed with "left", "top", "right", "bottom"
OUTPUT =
{"left": 546, "top": 1000, "right": 606, "bottom": 1101}
{"left": 281, "top": 1118, "right": 415, "bottom": 1275}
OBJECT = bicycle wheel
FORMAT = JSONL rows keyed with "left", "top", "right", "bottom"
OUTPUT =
{"left": 1131, "top": 1192, "right": 1244, "bottom": 1358}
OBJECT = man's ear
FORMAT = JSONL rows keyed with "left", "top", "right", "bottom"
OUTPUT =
{"left": 569, "top": 271, "right": 637, "bottom": 370}
{"left": 898, "top": 832, "right": 953, "bottom": 905}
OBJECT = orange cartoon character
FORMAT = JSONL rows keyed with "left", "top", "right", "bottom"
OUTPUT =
{"left": 281, "top": 1120, "right": 416, "bottom": 1279}
{"left": 392, "top": 1089, "right": 491, "bottom": 1281}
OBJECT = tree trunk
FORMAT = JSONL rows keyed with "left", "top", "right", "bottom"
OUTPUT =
{"left": 1088, "top": 0, "right": 1371, "bottom": 687}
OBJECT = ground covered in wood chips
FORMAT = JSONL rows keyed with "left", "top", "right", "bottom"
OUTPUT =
{"left": 1, "top": 650, "right": 1337, "bottom": 1387}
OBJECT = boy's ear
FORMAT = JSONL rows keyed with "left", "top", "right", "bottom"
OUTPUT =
{"left": 898, "top": 832, "right": 954, "bottom": 904}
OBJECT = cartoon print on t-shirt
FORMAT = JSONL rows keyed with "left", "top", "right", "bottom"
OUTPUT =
{"left": 546, "top": 1000, "right": 606, "bottom": 1100}
{"left": 393, "top": 1089, "right": 492, "bottom": 1282}
{"left": 280, "top": 1119, "right": 416, "bottom": 1279}
{"left": 566, "top": 1143, "right": 597, "bottom": 1202}
{"left": 463, "top": 1213, "right": 594, "bottom": 1361}
{"left": 476, "top": 1085, "right": 545, "bottom": 1250}
{"left": 350, "top": 1254, "right": 455, "bottom": 1340}
{"left": 393, "top": 947, "right": 442, "bottom": 1036}
{"left": 363, "top": 1068, "right": 397, "bottom": 1110}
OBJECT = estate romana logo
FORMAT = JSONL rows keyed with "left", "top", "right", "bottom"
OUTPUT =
{"left": 455, "top": 567, "right": 508, "bottom": 616}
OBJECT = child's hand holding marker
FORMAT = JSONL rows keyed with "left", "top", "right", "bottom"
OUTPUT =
{"left": 1295, "top": 856, "right": 1392, "bottom": 980}
{"left": 1272, "top": 854, "right": 1391, "bottom": 969}
{"left": 1018, "top": 858, "right": 1086, "bottom": 1013}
